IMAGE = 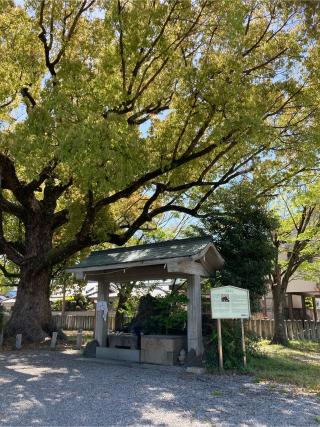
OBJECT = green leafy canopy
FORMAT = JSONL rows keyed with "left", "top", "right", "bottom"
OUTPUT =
{"left": 0, "top": 0, "right": 319, "bottom": 273}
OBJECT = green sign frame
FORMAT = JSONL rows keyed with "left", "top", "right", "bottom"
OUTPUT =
{"left": 210, "top": 286, "right": 251, "bottom": 319}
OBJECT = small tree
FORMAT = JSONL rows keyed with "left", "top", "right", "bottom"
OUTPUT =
{"left": 270, "top": 184, "right": 320, "bottom": 345}
{"left": 192, "top": 184, "right": 277, "bottom": 311}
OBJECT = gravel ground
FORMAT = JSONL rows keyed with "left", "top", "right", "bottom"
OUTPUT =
{"left": 0, "top": 350, "right": 319, "bottom": 427}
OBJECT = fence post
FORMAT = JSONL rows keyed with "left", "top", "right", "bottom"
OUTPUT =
{"left": 310, "top": 321, "right": 316, "bottom": 340}
{"left": 298, "top": 320, "right": 305, "bottom": 340}
{"left": 0, "top": 328, "right": 3, "bottom": 348}
{"left": 16, "top": 334, "right": 22, "bottom": 349}
{"left": 287, "top": 320, "right": 293, "bottom": 340}
{"left": 50, "top": 331, "right": 58, "bottom": 349}
{"left": 261, "top": 320, "right": 265, "bottom": 339}
{"left": 307, "top": 321, "right": 311, "bottom": 340}
{"left": 266, "top": 320, "right": 271, "bottom": 339}
{"left": 258, "top": 319, "right": 262, "bottom": 338}
{"left": 246, "top": 319, "right": 251, "bottom": 335}
{"left": 76, "top": 329, "right": 83, "bottom": 349}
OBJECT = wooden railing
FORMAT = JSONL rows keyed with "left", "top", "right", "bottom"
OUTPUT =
{"left": 245, "top": 319, "right": 320, "bottom": 341}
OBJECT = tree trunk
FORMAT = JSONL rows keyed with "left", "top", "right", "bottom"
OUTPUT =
{"left": 271, "top": 283, "right": 288, "bottom": 345}
{"left": 5, "top": 216, "right": 54, "bottom": 343}
{"left": 5, "top": 266, "right": 53, "bottom": 342}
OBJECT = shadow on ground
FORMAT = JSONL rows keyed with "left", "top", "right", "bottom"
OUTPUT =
{"left": 0, "top": 350, "right": 318, "bottom": 426}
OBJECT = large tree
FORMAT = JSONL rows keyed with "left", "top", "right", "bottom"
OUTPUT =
{"left": 0, "top": 0, "right": 318, "bottom": 341}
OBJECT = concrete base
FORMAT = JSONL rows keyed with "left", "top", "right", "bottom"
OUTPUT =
{"left": 108, "top": 334, "right": 139, "bottom": 349}
{"left": 141, "top": 335, "right": 187, "bottom": 366}
{"left": 96, "top": 347, "right": 140, "bottom": 363}
{"left": 186, "top": 367, "right": 206, "bottom": 375}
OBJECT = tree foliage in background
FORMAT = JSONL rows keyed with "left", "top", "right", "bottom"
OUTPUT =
{"left": 270, "top": 177, "right": 320, "bottom": 345}
{"left": 51, "top": 294, "right": 93, "bottom": 311}
{"left": 0, "top": 0, "right": 319, "bottom": 341}
{"left": 192, "top": 184, "right": 277, "bottom": 311}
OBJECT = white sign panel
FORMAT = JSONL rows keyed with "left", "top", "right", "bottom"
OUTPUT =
{"left": 316, "top": 298, "right": 320, "bottom": 310}
{"left": 96, "top": 300, "right": 108, "bottom": 321}
{"left": 211, "top": 286, "right": 250, "bottom": 319}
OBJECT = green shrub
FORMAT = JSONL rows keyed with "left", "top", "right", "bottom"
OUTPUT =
{"left": 204, "top": 319, "right": 261, "bottom": 370}
{"left": 51, "top": 294, "right": 94, "bottom": 311}
{"left": 131, "top": 293, "right": 188, "bottom": 335}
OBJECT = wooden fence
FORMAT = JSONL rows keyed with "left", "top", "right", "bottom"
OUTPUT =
{"left": 52, "top": 313, "right": 95, "bottom": 331}
{"left": 245, "top": 319, "right": 320, "bottom": 341}
{"left": 3, "top": 310, "right": 320, "bottom": 340}
{"left": 51, "top": 312, "right": 119, "bottom": 331}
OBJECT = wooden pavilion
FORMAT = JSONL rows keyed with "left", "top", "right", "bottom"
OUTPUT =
{"left": 67, "top": 236, "right": 224, "bottom": 362}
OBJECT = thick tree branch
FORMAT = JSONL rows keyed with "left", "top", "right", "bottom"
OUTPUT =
{"left": 0, "top": 211, "right": 24, "bottom": 265}
{"left": 21, "top": 87, "right": 36, "bottom": 107}
{"left": 0, "top": 154, "right": 27, "bottom": 208}
{"left": 0, "top": 193, "right": 25, "bottom": 220}
{"left": 243, "top": 48, "right": 288, "bottom": 75}
{"left": 38, "top": 0, "right": 95, "bottom": 77}
{"left": 242, "top": 6, "right": 275, "bottom": 57}
{"left": 51, "top": 209, "right": 69, "bottom": 231}
{"left": 25, "top": 159, "right": 58, "bottom": 193}
{"left": 94, "top": 130, "right": 234, "bottom": 211}
{"left": 0, "top": 263, "right": 20, "bottom": 279}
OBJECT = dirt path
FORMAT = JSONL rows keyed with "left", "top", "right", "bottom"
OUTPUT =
{"left": 0, "top": 350, "right": 319, "bottom": 426}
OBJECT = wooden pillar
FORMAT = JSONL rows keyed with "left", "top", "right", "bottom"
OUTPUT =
{"left": 301, "top": 295, "right": 307, "bottom": 320}
{"left": 95, "top": 280, "right": 109, "bottom": 346}
{"left": 263, "top": 296, "right": 267, "bottom": 318}
{"left": 312, "top": 297, "right": 318, "bottom": 322}
{"left": 288, "top": 294, "right": 294, "bottom": 320}
{"left": 187, "top": 274, "right": 203, "bottom": 356}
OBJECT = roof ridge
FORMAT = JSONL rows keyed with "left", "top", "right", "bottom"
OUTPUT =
{"left": 91, "top": 235, "right": 213, "bottom": 256}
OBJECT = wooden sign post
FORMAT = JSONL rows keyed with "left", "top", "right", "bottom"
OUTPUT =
{"left": 241, "top": 319, "right": 246, "bottom": 368}
{"left": 211, "top": 286, "right": 251, "bottom": 369}
{"left": 217, "top": 318, "right": 223, "bottom": 371}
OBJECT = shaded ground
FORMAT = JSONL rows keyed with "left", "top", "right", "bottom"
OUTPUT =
{"left": 0, "top": 351, "right": 319, "bottom": 426}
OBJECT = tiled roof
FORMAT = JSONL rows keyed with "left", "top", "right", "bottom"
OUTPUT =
{"left": 70, "top": 236, "right": 214, "bottom": 269}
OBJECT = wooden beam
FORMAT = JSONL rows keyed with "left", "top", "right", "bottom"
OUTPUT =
{"left": 167, "top": 260, "right": 208, "bottom": 276}
{"left": 85, "top": 264, "right": 190, "bottom": 282}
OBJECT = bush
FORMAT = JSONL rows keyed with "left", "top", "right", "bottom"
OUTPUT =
{"left": 204, "top": 319, "right": 261, "bottom": 370}
{"left": 51, "top": 294, "right": 94, "bottom": 311}
{"left": 131, "top": 293, "right": 188, "bottom": 335}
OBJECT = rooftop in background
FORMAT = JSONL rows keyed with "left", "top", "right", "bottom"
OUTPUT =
{"left": 67, "top": 236, "right": 224, "bottom": 280}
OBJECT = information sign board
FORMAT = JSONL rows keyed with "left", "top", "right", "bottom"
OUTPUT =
{"left": 211, "top": 286, "right": 250, "bottom": 319}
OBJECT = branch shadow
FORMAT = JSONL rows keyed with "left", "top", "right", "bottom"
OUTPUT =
{"left": 0, "top": 350, "right": 319, "bottom": 426}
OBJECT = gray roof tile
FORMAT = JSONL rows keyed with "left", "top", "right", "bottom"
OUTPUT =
{"left": 71, "top": 236, "right": 213, "bottom": 269}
